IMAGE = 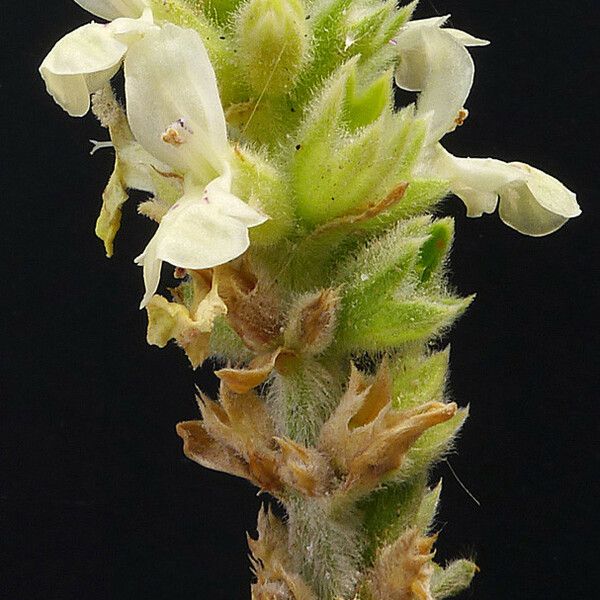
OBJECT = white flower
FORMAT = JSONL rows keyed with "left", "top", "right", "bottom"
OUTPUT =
{"left": 431, "top": 147, "right": 581, "bottom": 236}
{"left": 395, "top": 15, "right": 580, "bottom": 235}
{"left": 124, "top": 25, "right": 268, "bottom": 307}
{"left": 39, "top": 1, "right": 156, "bottom": 117}
{"left": 74, "top": 0, "right": 149, "bottom": 20}
{"left": 394, "top": 16, "right": 489, "bottom": 144}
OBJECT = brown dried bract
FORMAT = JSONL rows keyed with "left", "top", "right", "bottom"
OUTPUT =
{"left": 176, "top": 420, "right": 252, "bottom": 482}
{"left": 177, "top": 385, "right": 283, "bottom": 493}
{"left": 145, "top": 268, "right": 227, "bottom": 368}
{"left": 369, "top": 528, "right": 437, "bottom": 600}
{"left": 217, "top": 262, "right": 285, "bottom": 352}
{"left": 216, "top": 287, "right": 341, "bottom": 394}
{"left": 284, "top": 289, "right": 340, "bottom": 355}
{"left": 249, "top": 507, "right": 317, "bottom": 600}
{"left": 319, "top": 362, "right": 457, "bottom": 493}
{"left": 177, "top": 384, "right": 333, "bottom": 497}
{"left": 215, "top": 348, "right": 286, "bottom": 394}
{"left": 274, "top": 437, "right": 332, "bottom": 497}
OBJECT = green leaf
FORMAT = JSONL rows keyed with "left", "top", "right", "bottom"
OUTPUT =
{"left": 293, "top": 86, "right": 428, "bottom": 227}
{"left": 338, "top": 295, "right": 473, "bottom": 352}
{"left": 415, "top": 479, "right": 443, "bottom": 532}
{"left": 232, "top": 147, "right": 295, "bottom": 245}
{"left": 431, "top": 559, "right": 479, "bottom": 599}
{"left": 291, "top": 60, "right": 361, "bottom": 224}
{"left": 356, "top": 1, "right": 417, "bottom": 77}
{"left": 346, "top": 2, "right": 394, "bottom": 62}
{"left": 359, "top": 475, "right": 427, "bottom": 563}
{"left": 382, "top": 1, "right": 418, "bottom": 41}
{"left": 417, "top": 219, "right": 454, "bottom": 283}
{"left": 348, "top": 0, "right": 415, "bottom": 64}
{"left": 202, "top": 0, "right": 244, "bottom": 24}
{"left": 334, "top": 216, "right": 430, "bottom": 287}
{"left": 235, "top": 0, "right": 309, "bottom": 95}
{"left": 345, "top": 69, "right": 392, "bottom": 130}
{"left": 293, "top": 0, "right": 353, "bottom": 98}
{"left": 391, "top": 348, "right": 450, "bottom": 410}
{"left": 400, "top": 408, "right": 470, "bottom": 479}
{"left": 379, "top": 110, "right": 426, "bottom": 184}
{"left": 333, "top": 218, "right": 472, "bottom": 351}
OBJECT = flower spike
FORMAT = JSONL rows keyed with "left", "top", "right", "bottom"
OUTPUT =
{"left": 38, "top": 2, "right": 581, "bottom": 597}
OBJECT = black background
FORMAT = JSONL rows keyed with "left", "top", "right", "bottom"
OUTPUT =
{"left": 2, "top": 1, "right": 598, "bottom": 598}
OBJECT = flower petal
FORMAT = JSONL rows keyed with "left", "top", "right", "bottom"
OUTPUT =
{"left": 155, "top": 182, "right": 267, "bottom": 269}
{"left": 39, "top": 14, "right": 155, "bottom": 117}
{"left": 431, "top": 147, "right": 517, "bottom": 216}
{"left": 39, "top": 23, "right": 127, "bottom": 116}
{"left": 135, "top": 177, "right": 267, "bottom": 307}
{"left": 202, "top": 174, "right": 268, "bottom": 228}
{"left": 498, "top": 183, "right": 572, "bottom": 236}
{"left": 74, "top": 0, "right": 149, "bottom": 20}
{"left": 507, "top": 163, "right": 581, "bottom": 218}
{"left": 445, "top": 29, "right": 490, "bottom": 47}
{"left": 498, "top": 164, "right": 580, "bottom": 236}
{"left": 124, "top": 24, "right": 230, "bottom": 182}
{"left": 431, "top": 147, "right": 581, "bottom": 235}
{"left": 395, "top": 18, "right": 488, "bottom": 143}
{"left": 135, "top": 235, "right": 163, "bottom": 309}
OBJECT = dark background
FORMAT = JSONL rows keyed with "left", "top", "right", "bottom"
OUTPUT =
{"left": 2, "top": 1, "right": 598, "bottom": 598}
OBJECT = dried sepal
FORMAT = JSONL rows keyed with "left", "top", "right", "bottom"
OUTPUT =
{"left": 146, "top": 296, "right": 212, "bottom": 368}
{"left": 319, "top": 363, "right": 457, "bottom": 493}
{"left": 145, "top": 269, "right": 227, "bottom": 368}
{"left": 369, "top": 527, "right": 437, "bottom": 600}
{"left": 197, "top": 386, "right": 283, "bottom": 492}
{"left": 97, "top": 161, "right": 128, "bottom": 258}
{"left": 249, "top": 507, "right": 317, "bottom": 600}
{"left": 177, "top": 384, "right": 333, "bottom": 497}
{"left": 249, "top": 506, "right": 289, "bottom": 579}
{"left": 346, "top": 401, "right": 456, "bottom": 492}
{"left": 319, "top": 364, "right": 376, "bottom": 452}
{"left": 199, "top": 387, "right": 271, "bottom": 452}
{"left": 216, "top": 348, "right": 284, "bottom": 394}
{"left": 274, "top": 437, "right": 332, "bottom": 497}
{"left": 217, "top": 263, "right": 285, "bottom": 352}
{"left": 176, "top": 420, "right": 253, "bottom": 482}
{"left": 284, "top": 289, "right": 341, "bottom": 355}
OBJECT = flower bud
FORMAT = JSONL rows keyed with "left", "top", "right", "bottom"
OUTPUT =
{"left": 235, "top": 0, "right": 309, "bottom": 95}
